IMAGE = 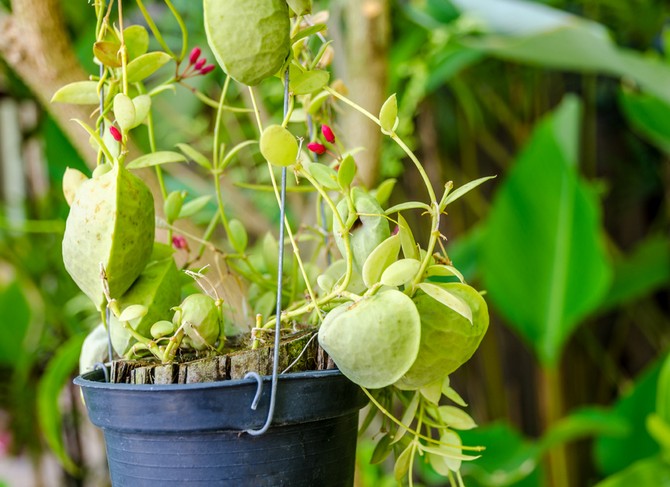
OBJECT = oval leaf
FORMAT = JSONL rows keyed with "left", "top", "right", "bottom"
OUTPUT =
{"left": 118, "top": 304, "right": 148, "bottom": 323}
{"left": 379, "top": 93, "right": 398, "bottom": 134}
{"left": 260, "top": 124, "right": 298, "bottom": 167}
{"left": 51, "top": 81, "right": 100, "bottom": 105}
{"left": 394, "top": 444, "right": 413, "bottom": 481}
{"left": 309, "top": 163, "right": 339, "bottom": 190}
{"left": 113, "top": 93, "right": 136, "bottom": 133}
{"left": 418, "top": 282, "right": 473, "bottom": 324}
{"left": 124, "top": 25, "right": 149, "bottom": 60}
{"left": 179, "top": 195, "right": 211, "bottom": 218}
{"left": 337, "top": 154, "right": 357, "bottom": 189}
{"left": 126, "top": 52, "right": 171, "bottom": 83}
{"left": 439, "top": 405, "right": 477, "bottom": 430}
{"left": 290, "top": 69, "right": 330, "bottom": 95}
{"left": 228, "top": 218, "right": 248, "bottom": 254}
{"left": 94, "top": 40, "right": 121, "bottom": 67}
{"left": 381, "top": 258, "right": 421, "bottom": 287}
{"left": 176, "top": 143, "right": 212, "bottom": 169}
{"left": 362, "top": 234, "right": 401, "bottom": 288}
{"left": 426, "top": 264, "right": 465, "bottom": 283}
{"left": 398, "top": 214, "right": 419, "bottom": 260}
{"left": 126, "top": 151, "right": 187, "bottom": 169}
{"left": 374, "top": 178, "right": 397, "bottom": 207}
{"left": 132, "top": 94, "right": 152, "bottom": 127}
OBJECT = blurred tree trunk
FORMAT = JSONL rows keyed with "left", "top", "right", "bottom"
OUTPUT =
{"left": 0, "top": 0, "right": 97, "bottom": 163}
{"left": 342, "top": 0, "right": 390, "bottom": 189}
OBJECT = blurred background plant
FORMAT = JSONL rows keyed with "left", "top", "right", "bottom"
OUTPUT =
{"left": 0, "top": 0, "right": 667, "bottom": 486}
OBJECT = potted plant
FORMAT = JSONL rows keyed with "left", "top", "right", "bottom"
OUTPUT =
{"left": 54, "top": 0, "right": 492, "bottom": 485}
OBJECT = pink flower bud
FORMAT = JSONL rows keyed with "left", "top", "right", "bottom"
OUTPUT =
{"left": 392, "top": 225, "right": 400, "bottom": 236}
{"left": 194, "top": 58, "right": 206, "bottom": 70}
{"left": 109, "top": 126, "right": 122, "bottom": 142}
{"left": 189, "top": 47, "right": 201, "bottom": 65}
{"left": 307, "top": 142, "right": 326, "bottom": 155}
{"left": 172, "top": 234, "right": 190, "bottom": 251}
{"left": 199, "top": 64, "right": 216, "bottom": 75}
{"left": 321, "top": 124, "right": 335, "bottom": 143}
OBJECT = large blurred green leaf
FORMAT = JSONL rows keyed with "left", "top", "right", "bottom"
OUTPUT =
{"left": 595, "top": 361, "right": 661, "bottom": 476}
{"left": 481, "top": 96, "right": 611, "bottom": 366}
{"left": 595, "top": 456, "right": 670, "bottom": 487}
{"left": 619, "top": 89, "right": 670, "bottom": 155}
{"left": 37, "top": 334, "right": 85, "bottom": 475}
{"left": 599, "top": 235, "right": 670, "bottom": 312}
{"left": 453, "top": 0, "right": 670, "bottom": 106}
{"left": 0, "top": 281, "right": 31, "bottom": 365}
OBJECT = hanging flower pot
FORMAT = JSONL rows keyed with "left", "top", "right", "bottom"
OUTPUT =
{"left": 75, "top": 367, "right": 365, "bottom": 486}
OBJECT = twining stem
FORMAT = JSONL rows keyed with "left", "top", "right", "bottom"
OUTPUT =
{"left": 164, "top": 0, "right": 188, "bottom": 62}
{"left": 135, "top": 0, "right": 175, "bottom": 57}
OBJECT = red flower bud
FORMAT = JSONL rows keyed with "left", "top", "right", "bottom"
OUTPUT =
{"left": 307, "top": 142, "right": 327, "bottom": 155}
{"left": 172, "top": 234, "right": 190, "bottom": 251}
{"left": 199, "top": 64, "right": 216, "bottom": 75}
{"left": 392, "top": 225, "right": 400, "bottom": 236}
{"left": 109, "top": 126, "right": 122, "bottom": 142}
{"left": 321, "top": 124, "right": 335, "bottom": 143}
{"left": 194, "top": 58, "right": 206, "bottom": 70}
{"left": 188, "top": 47, "right": 201, "bottom": 65}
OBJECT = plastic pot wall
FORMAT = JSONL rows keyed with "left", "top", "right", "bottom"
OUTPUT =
{"left": 75, "top": 368, "right": 366, "bottom": 486}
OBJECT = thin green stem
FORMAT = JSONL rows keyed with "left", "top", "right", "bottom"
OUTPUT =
{"left": 213, "top": 77, "right": 231, "bottom": 169}
{"left": 164, "top": 0, "right": 188, "bottom": 62}
{"left": 135, "top": 0, "right": 175, "bottom": 57}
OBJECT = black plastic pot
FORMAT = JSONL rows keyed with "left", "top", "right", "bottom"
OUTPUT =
{"left": 74, "top": 368, "right": 366, "bottom": 486}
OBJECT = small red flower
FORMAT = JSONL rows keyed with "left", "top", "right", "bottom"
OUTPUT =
{"left": 194, "top": 58, "right": 206, "bottom": 70}
{"left": 109, "top": 126, "right": 122, "bottom": 142}
{"left": 307, "top": 142, "right": 326, "bottom": 155}
{"left": 188, "top": 47, "right": 202, "bottom": 65}
{"left": 321, "top": 124, "right": 335, "bottom": 143}
{"left": 172, "top": 234, "right": 190, "bottom": 251}
{"left": 199, "top": 64, "right": 216, "bottom": 75}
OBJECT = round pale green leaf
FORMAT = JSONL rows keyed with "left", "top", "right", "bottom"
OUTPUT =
{"left": 124, "top": 25, "right": 149, "bottom": 60}
{"left": 132, "top": 95, "right": 151, "bottom": 127}
{"left": 126, "top": 52, "right": 171, "bottom": 83}
{"left": 362, "top": 234, "right": 401, "bottom": 288}
{"left": 51, "top": 81, "right": 100, "bottom": 105}
{"left": 113, "top": 93, "right": 136, "bottom": 133}
{"left": 379, "top": 93, "right": 398, "bottom": 134}
{"left": 318, "top": 289, "right": 421, "bottom": 389}
{"left": 395, "top": 283, "right": 489, "bottom": 390}
{"left": 260, "top": 125, "right": 298, "bottom": 167}
{"left": 380, "top": 258, "right": 421, "bottom": 287}
{"left": 204, "top": 0, "right": 290, "bottom": 86}
{"left": 118, "top": 304, "right": 148, "bottom": 323}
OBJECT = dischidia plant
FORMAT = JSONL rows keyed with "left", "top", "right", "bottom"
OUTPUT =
{"left": 54, "top": 0, "right": 493, "bottom": 484}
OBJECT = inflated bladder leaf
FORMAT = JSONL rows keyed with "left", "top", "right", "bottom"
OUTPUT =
{"left": 113, "top": 93, "right": 136, "bottom": 133}
{"left": 109, "top": 244, "right": 181, "bottom": 355}
{"left": 290, "top": 69, "right": 330, "bottom": 95}
{"left": 362, "top": 234, "right": 401, "bottom": 288}
{"left": 380, "top": 258, "right": 420, "bottom": 288}
{"left": 228, "top": 218, "right": 248, "bottom": 254}
{"left": 126, "top": 151, "right": 187, "bottom": 169}
{"left": 318, "top": 289, "right": 421, "bottom": 389}
{"left": 333, "top": 187, "right": 391, "bottom": 270}
{"left": 62, "top": 163, "right": 155, "bottom": 309}
{"left": 481, "top": 96, "right": 611, "bottom": 366}
{"left": 150, "top": 320, "right": 176, "bottom": 339}
{"left": 124, "top": 25, "right": 149, "bottom": 60}
{"left": 126, "top": 52, "right": 171, "bottom": 83}
{"left": 395, "top": 283, "right": 488, "bottom": 390}
{"left": 204, "top": 0, "right": 290, "bottom": 86}
{"left": 176, "top": 294, "right": 221, "bottom": 350}
{"left": 379, "top": 93, "right": 398, "bottom": 134}
{"left": 417, "top": 282, "right": 472, "bottom": 324}
{"left": 51, "top": 81, "right": 100, "bottom": 105}
{"left": 260, "top": 124, "right": 298, "bottom": 167}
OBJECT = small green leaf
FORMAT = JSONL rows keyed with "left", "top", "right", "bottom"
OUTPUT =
{"left": 374, "top": 178, "right": 396, "bottom": 207}
{"left": 385, "top": 201, "right": 432, "bottom": 214}
{"left": 291, "top": 22, "right": 324, "bottom": 44}
{"left": 118, "top": 304, "right": 148, "bottom": 322}
{"left": 94, "top": 40, "right": 121, "bottom": 67}
{"left": 176, "top": 143, "right": 212, "bottom": 169}
{"left": 220, "top": 140, "right": 257, "bottom": 170}
{"left": 263, "top": 233, "right": 280, "bottom": 277}
{"left": 290, "top": 69, "right": 330, "bottom": 95}
{"left": 260, "top": 124, "right": 298, "bottom": 167}
{"left": 439, "top": 405, "right": 477, "bottom": 430}
{"left": 418, "top": 282, "right": 473, "bottom": 324}
{"left": 51, "top": 81, "right": 100, "bottom": 105}
{"left": 441, "top": 175, "right": 496, "bottom": 210}
{"left": 381, "top": 258, "right": 421, "bottom": 287}
{"left": 307, "top": 90, "right": 330, "bottom": 115}
{"left": 317, "top": 274, "right": 336, "bottom": 293}
{"left": 394, "top": 444, "right": 413, "bottom": 480}
{"left": 370, "top": 433, "right": 393, "bottom": 464}
{"left": 362, "top": 234, "right": 401, "bottom": 288}
{"left": 126, "top": 52, "right": 171, "bottom": 83}
{"left": 420, "top": 379, "right": 443, "bottom": 405}
{"left": 308, "top": 163, "right": 339, "bottom": 190}
{"left": 379, "top": 93, "right": 398, "bottom": 134}
{"left": 428, "top": 431, "right": 463, "bottom": 474}
{"left": 397, "top": 214, "right": 419, "bottom": 260}
{"left": 228, "top": 219, "right": 248, "bottom": 254}
{"left": 126, "top": 151, "right": 187, "bottom": 169}
{"left": 124, "top": 25, "right": 149, "bottom": 60}
{"left": 392, "top": 392, "right": 421, "bottom": 445}
{"left": 286, "top": 0, "right": 312, "bottom": 16}
{"left": 131, "top": 94, "right": 151, "bottom": 127}
{"left": 337, "top": 154, "right": 356, "bottom": 189}
{"left": 179, "top": 195, "right": 211, "bottom": 218}
{"left": 163, "top": 190, "right": 186, "bottom": 224}
{"left": 426, "top": 264, "right": 465, "bottom": 283}
{"left": 151, "top": 320, "right": 176, "bottom": 339}
{"left": 113, "top": 93, "right": 136, "bottom": 133}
